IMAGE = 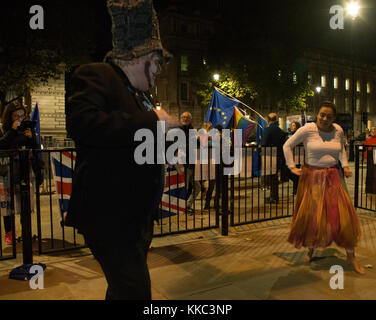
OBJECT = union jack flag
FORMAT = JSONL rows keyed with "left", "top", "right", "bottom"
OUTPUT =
{"left": 160, "top": 165, "right": 186, "bottom": 218}
{"left": 50, "top": 151, "right": 76, "bottom": 223}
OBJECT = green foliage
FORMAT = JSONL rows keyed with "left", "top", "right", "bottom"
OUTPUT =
{"left": 283, "top": 85, "right": 314, "bottom": 113}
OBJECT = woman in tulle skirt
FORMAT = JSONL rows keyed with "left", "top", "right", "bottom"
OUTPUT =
{"left": 283, "top": 101, "right": 364, "bottom": 274}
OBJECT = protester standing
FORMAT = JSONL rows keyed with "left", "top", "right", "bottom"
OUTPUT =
{"left": 262, "top": 113, "right": 287, "bottom": 203}
{"left": 364, "top": 127, "right": 376, "bottom": 194}
{"left": 0, "top": 101, "right": 43, "bottom": 244}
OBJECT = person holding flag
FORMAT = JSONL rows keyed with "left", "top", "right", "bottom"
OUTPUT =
{"left": 0, "top": 101, "right": 43, "bottom": 244}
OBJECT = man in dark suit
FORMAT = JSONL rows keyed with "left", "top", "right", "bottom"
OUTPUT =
{"left": 261, "top": 113, "right": 287, "bottom": 203}
{"left": 65, "top": 0, "right": 177, "bottom": 300}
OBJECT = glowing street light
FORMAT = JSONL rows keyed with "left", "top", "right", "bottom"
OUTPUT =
{"left": 213, "top": 74, "right": 220, "bottom": 81}
{"left": 347, "top": 2, "right": 360, "bottom": 19}
{"left": 316, "top": 86, "right": 321, "bottom": 93}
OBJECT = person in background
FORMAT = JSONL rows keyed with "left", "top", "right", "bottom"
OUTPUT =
{"left": 180, "top": 111, "right": 201, "bottom": 212}
{"left": 0, "top": 101, "right": 43, "bottom": 244}
{"left": 283, "top": 101, "right": 364, "bottom": 274}
{"left": 288, "top": 121, "right": 301, "bottom": 138}
{"left": 262, "top": 113, "right": 287, "bottom": 203}
{"left": 286, "top": 121, "right": 302, "bottom": 195}
{"left": 204, "top": 124, "right": 223, "bottom": 210}
{"left": 364, "top": 127, "right": 376, "bottom": 195}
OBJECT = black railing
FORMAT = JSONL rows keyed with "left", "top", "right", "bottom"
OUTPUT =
{"left": 0, "top": 145, "right": 305, "bottom": 261}
{"left": 354, "top": 144, "right": 376, "bottom": 213}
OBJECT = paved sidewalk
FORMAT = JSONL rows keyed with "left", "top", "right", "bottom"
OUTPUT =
{"left": 0, "top": 213, "right": 375, "bottom": 300}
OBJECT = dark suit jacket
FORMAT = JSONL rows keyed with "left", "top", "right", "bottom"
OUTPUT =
{"left": 262, "top": 122, "right": 287, "bottom": 172}
{"left": 262, "top": 123, "right": 287, "bottom": 147}
{"left": 65, "top": 62, "right": 163, "bottom": 239}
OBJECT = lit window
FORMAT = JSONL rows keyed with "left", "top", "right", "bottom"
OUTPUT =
{"left": 356, "top": 98, "right": 360, "bottom": 112}
{"left": 333, "top": 96, "right": 337, "bottom": 106}
{"left": 203, "top": 58, "right": 207, "bottom": 65}
{"left": 367, "top": 82, "right": 371, "bottom": 94}
{"left": 308, "top": 74, "right": 312, "bottom": 84}
{"left": 278, "top": 70, "right": 282, "bottom": 80}
{"left": 357, "top": 81, "right": 361, "bottom": 93}
{"left": 181, "top": 55, "right": 188, "bottom": 72}
{"left": 333, "top": 77, "right": 338, "bottom": 89}
{"left": 293, "top": 72, "right": 297, "bottom": 84}
{"left": 345, "top": 79, "right": 350, "bottom": 91}
{"left": 321, "top": 75, "right": 326, "bottom": 87}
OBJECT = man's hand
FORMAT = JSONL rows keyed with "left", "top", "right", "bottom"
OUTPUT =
{"left": 290, "top": 167, "right": 302, "bottom": 176}
{"left": 343, "top": 166, "right": 352, "bottom": 178}
{"left": 154, "top": 108, "right": 180, "bottom": 129}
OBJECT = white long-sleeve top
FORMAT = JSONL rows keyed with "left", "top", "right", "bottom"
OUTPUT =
{"left": 283, "top": 122, "right": 349, "bottom": 169}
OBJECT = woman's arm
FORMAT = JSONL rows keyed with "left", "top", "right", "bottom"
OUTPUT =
{"left": 283, "top": 126, "right": 307, "bottom": 171}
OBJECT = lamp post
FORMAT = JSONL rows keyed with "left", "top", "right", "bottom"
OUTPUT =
{"left": 346, "top": 1, "right": 360, "bottom": 161}
{"left": 213, "top": 73, "right": 220, "bottom": 81}
{"left": 315, "top": 86, "right": 321, "bottom": 112}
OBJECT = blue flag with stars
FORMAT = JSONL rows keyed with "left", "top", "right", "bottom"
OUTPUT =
{"left": 204, "top": 89, "right": 237, "bottom": 128}
{"left": 31, "top": 102, "right": 41, "bottom": 146}
{"left": 252, "top": 116, "right": 268, "bottom": 177}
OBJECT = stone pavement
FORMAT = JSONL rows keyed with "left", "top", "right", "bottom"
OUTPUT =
{"left": 0, "top": 212, "right": 375, "bottom": 300}
{"left": 0, "top": 161, "right": 375, "bottom": 300}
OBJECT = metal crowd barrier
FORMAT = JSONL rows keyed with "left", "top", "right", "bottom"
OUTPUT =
{"left": 0, "top": 145, "right": 305, "bottom": 261}
{"left": 354, "top": 144, "right": 376, "bottom": 213}
{"left": 0, "top": 150, "right": 17, "bottom": 261}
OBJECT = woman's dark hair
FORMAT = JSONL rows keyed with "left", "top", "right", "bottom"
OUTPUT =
{"left": 291, "top": 121, "right": 301, "bottom": 130}
{"left": 1, "top": 102, "right": 27, "bottom": 132}
{"left": 318, "top": 101, "right": 337, "bottom": 115}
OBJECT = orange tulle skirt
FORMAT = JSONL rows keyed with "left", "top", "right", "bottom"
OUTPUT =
{"left": 288, "top": 164, "right": 360, "bottom": 250}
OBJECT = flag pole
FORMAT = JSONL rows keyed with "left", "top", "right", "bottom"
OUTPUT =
{"left": 214, "top": 87, "right": 266, "bottom": 121}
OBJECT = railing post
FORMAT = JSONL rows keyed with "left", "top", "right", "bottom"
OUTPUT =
{"left": 354, "top": 144, "right": 359, "bottom": 208}
{"left": 19, "top": 149, "right": 33, "bottom": 265}
{"left": 221, "top": 173, "right": 229, "bottom": 236}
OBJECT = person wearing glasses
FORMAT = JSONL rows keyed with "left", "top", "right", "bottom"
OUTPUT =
{"left": 0, "top": 102, "right": 41, "bottom": 244}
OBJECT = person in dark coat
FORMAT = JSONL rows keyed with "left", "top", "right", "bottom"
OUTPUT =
{"left": 0, "top": 102, "right": 43, "bottom": 244}
{"left": 64, "top": 0, "right": 177, "bottom": 300}
{"left": 261, "top": 113, "right": 287, "bottom": 203}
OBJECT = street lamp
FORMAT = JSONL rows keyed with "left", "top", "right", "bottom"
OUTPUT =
{"left": 346, "top": 2, "right": 360, "bottom": 19}
{"left": 315, "top": 86, "right": 321, "bottom": 112}
{"left": 213, "top": 73, "right": 220, "bottom": 81}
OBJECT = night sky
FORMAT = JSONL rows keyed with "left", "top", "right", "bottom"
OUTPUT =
{"left": 2, "top": 0, "right": 376, "bottom": 64}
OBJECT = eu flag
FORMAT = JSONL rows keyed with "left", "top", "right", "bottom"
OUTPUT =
{"left": 252, "top": 116, "right": 267, "bottom": 176}
{"left": 30, "top": 102, "right": 41, "bottom": 147}
{"left": 204, "top": 89, "right": 237, "bottom": 128}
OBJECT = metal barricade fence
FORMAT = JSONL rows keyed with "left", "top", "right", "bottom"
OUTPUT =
{"left": 0, "top": 150, "right": 17, "bottom": 261}
{"left": 354, "top": 144, "right": 376, "bottom": 213}
{"left": 229, "top": 146, "right": 304, "bottom": 226}
{"left": 1, "top": 145, "right": 306, "bottom": 259}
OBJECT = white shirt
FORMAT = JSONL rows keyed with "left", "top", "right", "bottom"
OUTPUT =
{"left": 283, "top": 122, "right": 348, "bottom": 169}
